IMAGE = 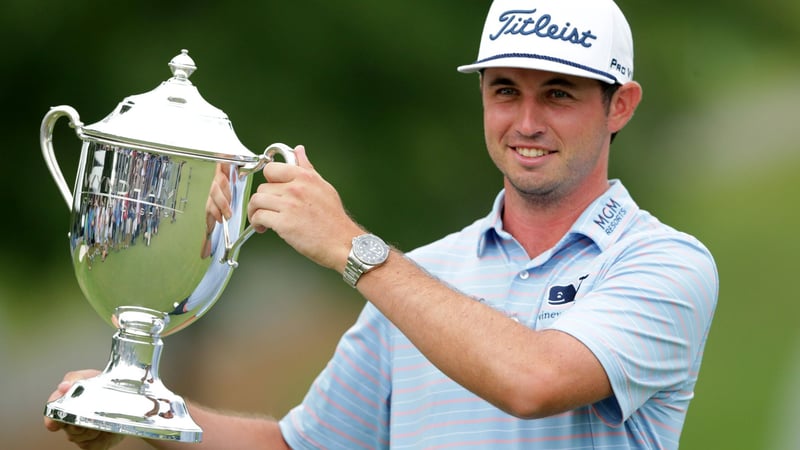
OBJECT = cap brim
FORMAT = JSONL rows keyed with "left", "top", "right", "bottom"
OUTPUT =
{"left": 457, "top": 55, "right": 619, "bottom": 85}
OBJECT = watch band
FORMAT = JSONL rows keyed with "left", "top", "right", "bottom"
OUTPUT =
{"left": 342, "top": 257, "right": 367, "bottom": 287}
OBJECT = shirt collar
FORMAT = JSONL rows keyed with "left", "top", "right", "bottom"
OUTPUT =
{"left": 570, "top": 180, "right": 640, "bottom": 251}
{"left": 476, "top": 190, "right": 507, "bottom": 257}
{"left": 476, "top": 180, "right": 640, "bottom": 257}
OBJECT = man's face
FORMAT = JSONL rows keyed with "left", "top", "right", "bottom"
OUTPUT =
{"left": 481, "top": 67, "right": 613, "bottom": 204}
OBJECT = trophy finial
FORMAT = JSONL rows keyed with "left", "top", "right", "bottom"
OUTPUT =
{"left": 168, "top": 49, "right": 196, "bottom": 81}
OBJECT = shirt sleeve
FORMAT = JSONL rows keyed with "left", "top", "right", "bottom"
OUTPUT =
{"left": 548, "top": 231, "right": 718, "bottom": 424}
{"left": 279, "top": 303, "right": 392, "bottom": 449}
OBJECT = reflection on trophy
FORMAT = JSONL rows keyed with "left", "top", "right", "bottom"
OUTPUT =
{"left": 39, "top": 49, "right": 295, "bottom": 442}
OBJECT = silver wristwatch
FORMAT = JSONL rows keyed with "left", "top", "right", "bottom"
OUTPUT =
{"left": 343, "top": 234, "right": 390, "bottom": 287}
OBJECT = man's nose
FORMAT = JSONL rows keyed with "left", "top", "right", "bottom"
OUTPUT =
{"left": 515, "top": 99, "right": 546, "bottom": 137}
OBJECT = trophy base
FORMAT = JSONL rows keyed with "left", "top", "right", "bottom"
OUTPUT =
{"left": 44, "top": 372, "right": 202, "bottom": 443}
{"left": 45, "top": 309, "right": 202, "bottom": 443}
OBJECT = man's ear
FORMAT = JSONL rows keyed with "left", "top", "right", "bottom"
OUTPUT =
{"left": 608, "top": 81, "right": 643, "bottom": 134}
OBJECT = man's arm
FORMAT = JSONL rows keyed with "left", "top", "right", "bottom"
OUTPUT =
{"left": 151, "top": 403, "right": 289, "bottom": 450}
{"left": 249, "top": 146, "right": 613, "bottom": 419}
{"left": 357, "top": 250, "right": 611, "bottom": 418}
{"left": 44, "top": 370, "right": 290, "bottom": 450}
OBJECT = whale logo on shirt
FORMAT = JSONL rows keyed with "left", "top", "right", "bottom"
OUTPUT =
{"left": 547, "top": 274, "right": 589, "bottom": 305}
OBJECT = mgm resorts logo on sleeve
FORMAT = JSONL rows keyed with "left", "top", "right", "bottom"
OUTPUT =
{"left": 593, "top": 197, "right": 627, "bottom": 235}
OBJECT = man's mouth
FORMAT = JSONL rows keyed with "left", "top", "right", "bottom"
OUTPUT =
{"left": 513, "top": 147, "right": 553, "bottom": 158}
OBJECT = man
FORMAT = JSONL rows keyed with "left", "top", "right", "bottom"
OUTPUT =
{"left": 46, "top": 0, "right": 718, "bottom": 448}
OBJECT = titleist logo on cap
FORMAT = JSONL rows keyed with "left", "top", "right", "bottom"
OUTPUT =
{"left": 458, "top": 0, "right": 634, "bottom": 85}
{"left": 489, "top": 9, "right": 598, "bottom": 48}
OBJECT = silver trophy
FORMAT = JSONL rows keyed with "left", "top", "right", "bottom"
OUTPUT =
{"left": 40, "top": 49, "right": 295, "bottom": 442}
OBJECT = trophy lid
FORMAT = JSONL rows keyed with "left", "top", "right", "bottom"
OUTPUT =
{"left": 82, "top": 49, "right": 255, "bottom": 161}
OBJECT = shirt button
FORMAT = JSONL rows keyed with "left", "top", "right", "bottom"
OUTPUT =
{"left": 519, "top": 271, "right": 529, "bottom": 280}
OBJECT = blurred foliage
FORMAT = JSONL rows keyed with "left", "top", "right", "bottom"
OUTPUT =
{"left": 2, "top": 0, "right": 800, "bottom": 448}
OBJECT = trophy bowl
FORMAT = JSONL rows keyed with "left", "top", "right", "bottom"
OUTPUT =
{"left": 40, "top": 49, "right": 294, "bottom": 442}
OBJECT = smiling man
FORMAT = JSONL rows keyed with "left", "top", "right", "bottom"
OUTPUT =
{"left": 47, "top": 1, "right": 718, "bottom": 449}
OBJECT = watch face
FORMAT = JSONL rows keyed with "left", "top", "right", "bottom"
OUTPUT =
{"left": 354, "top": 235, "right": 389, "bottom": 265}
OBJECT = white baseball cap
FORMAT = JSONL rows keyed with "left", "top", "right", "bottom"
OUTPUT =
{"left": 458, "top": 0, "right": 634, "bottom": 85}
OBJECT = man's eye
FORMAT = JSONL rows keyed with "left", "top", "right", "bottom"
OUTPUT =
{"left": 497, "top": 87, "right": 516, "bottom": 96}
{"left": 550, "top": 90, "right": 571, "bottom": 99}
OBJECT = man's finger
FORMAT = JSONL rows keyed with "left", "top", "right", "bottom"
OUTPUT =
{"left": 294, "top": 145, "right": 314, "bottom": 169}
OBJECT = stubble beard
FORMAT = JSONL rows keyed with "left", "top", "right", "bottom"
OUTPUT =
{"left": 504, "top": 152, "right": 603, "bottom": 210}
{"left": 507, "top": 176, "right": 566, "bottom": 209}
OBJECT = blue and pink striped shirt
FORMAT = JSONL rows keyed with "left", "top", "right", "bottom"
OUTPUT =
{"left": 280, "top": 180, "right": 718, "bottom": 449}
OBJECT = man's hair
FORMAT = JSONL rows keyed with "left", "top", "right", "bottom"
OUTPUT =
{"left": 600, "top": 82, "right": 622, "bottom": 144}
{"left": 600, "top": 82, "right": 621, "bottom": 111}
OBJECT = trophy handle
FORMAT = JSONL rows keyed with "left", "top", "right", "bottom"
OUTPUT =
{"left": 40, "top": 105, "right": 84, "bottom": 208}
{"left": 222, "top": 143, "right": 297, "bottom": 267}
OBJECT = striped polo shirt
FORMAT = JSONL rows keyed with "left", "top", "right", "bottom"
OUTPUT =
{"left": 280, "top": 180, "right": 718, "bottom": 449}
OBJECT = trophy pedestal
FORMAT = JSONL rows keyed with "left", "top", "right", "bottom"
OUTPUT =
{"left": 44, "top": 308, "right": 202, "bottom": 442}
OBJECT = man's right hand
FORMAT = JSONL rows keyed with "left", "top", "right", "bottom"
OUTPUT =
{"left": 44, "top": 369, "right": 125, "bottom": 450}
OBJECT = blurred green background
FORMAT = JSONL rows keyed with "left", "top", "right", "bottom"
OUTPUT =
{"left": 2, "top": 0, "right": 799, "bottom": 449}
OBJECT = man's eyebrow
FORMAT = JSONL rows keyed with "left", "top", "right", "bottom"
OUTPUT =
{"left": 485, "top": 75, "right": 579, "bottom": 88}
{"left": 486, "top": 76, "right": 515, "bottom": 87}
{"left": 543, "top": 77, "right": 578, "bottom": 88}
